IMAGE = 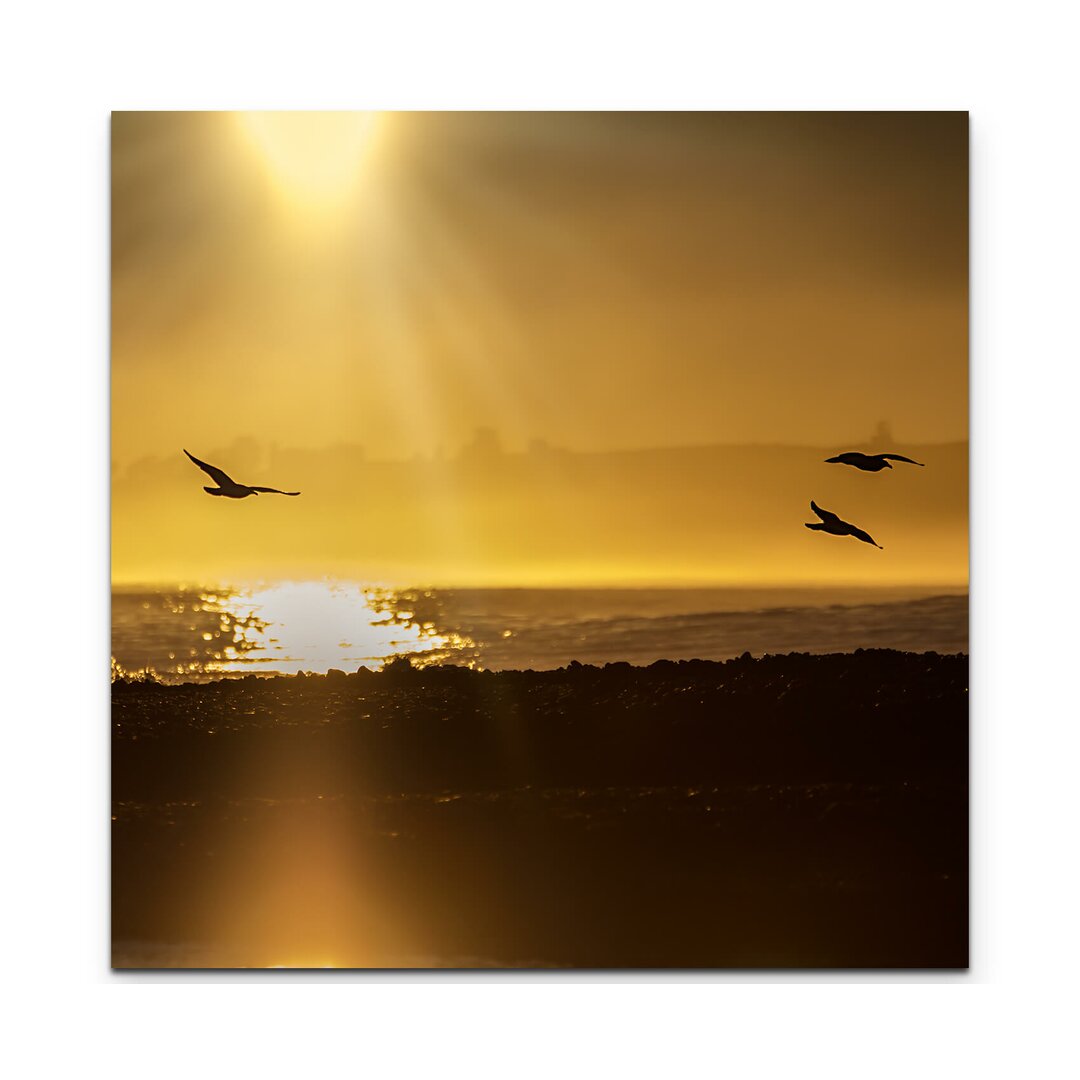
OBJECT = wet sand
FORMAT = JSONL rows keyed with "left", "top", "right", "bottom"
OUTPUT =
{"left": 112, "top": 650, "right": 968, "bottom": 968}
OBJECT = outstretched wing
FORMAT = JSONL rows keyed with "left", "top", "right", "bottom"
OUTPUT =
{"left": 880, "top": 454, "right": 924, "bottom": 466}
{"left": 249, "top": 486, "right": 301, "bottom": 496}
{"left": 810, "top": 500, "right": 840, "bottom": 525}
{"left": 184, "top": 449, "right": 234, "bottom": 487}
{"left": 848, "top": 525, "right": 882, "bottom": 548}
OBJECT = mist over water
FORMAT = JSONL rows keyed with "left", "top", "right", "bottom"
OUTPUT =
{"left": 112, "top": 583, "right": 968, "bottom": 681}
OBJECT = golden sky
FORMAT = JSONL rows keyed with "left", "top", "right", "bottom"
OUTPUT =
{"left": 112, "top": 112, "right": 967, "bottom": 586}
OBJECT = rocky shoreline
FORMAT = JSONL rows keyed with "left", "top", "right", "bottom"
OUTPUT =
{"left": 113, "top": 650, "right": 968, "bottom": 968}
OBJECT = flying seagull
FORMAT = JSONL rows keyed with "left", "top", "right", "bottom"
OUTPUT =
{"left": 183, "top": 449, "right": 300, "bottom": 498}
{"left": 804, "top": 500, "right": 882, "bottom": 548}
{"left": 825, "top": 451, "right": 924, "bottom": 472}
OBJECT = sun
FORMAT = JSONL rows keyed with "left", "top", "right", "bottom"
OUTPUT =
{"left": 237, "top": 111, "right": 381, "bottom": 210}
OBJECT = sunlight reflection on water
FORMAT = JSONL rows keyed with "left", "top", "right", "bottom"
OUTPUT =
{"left": 112, "top": 581, "right": 473, "bottom": 681}
{"left": 201, "top": 581, "right": 472, "bottom": 676}
{"left": 112, "top": 583, "right": 968, "bottom": 683}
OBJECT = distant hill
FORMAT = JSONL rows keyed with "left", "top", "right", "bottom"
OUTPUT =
{"left": 113, "top": 438, "right": 968, "bottom": 586}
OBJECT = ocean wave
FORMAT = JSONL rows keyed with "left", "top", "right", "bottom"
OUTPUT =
{"left": 112, "top": 585, "right": 968, "bottom": 680}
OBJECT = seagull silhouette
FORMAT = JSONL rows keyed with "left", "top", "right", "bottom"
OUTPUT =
{"left": 824, "top": 451, "right": 924, "bottom": 472}
{"left": 184, "top": 449, "right": 300, "bottom": 498}
{"left": 804, "top": 500, "right": 882, "bottom": 548}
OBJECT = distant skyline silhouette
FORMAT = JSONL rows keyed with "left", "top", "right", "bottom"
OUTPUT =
{"left": 114, "top": 421, "right": 956, "bottom": 473}
{"left": 113, "top": 434, "right": 966, "bottom": 586}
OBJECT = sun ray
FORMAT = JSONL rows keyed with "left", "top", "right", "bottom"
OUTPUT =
{"left": 237, "top": 111, "right": 382, "bottom": 213}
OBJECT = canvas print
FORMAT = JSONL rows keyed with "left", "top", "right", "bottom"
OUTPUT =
{"left": 111, "top": 112, "right": 968, "bottom": 969}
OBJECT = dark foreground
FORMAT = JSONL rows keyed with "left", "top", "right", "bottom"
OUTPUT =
{"left": 112, "top": 651, "right": 968, "bottom": 968}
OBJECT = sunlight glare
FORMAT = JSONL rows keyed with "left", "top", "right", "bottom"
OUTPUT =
{"left": 238, "top": 112, "right": 381, "bottom": 209}
{"left": 196, "top": 580, "right": 469, "bottom": 675}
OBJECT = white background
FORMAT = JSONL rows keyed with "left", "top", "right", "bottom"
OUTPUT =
{"left": 2, "top": 1, "right": 1078, "bottom": 1076}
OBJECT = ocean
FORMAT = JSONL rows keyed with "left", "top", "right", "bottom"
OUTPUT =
{"left": 111, "top": 582, "right": 968, "bottom": 682}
